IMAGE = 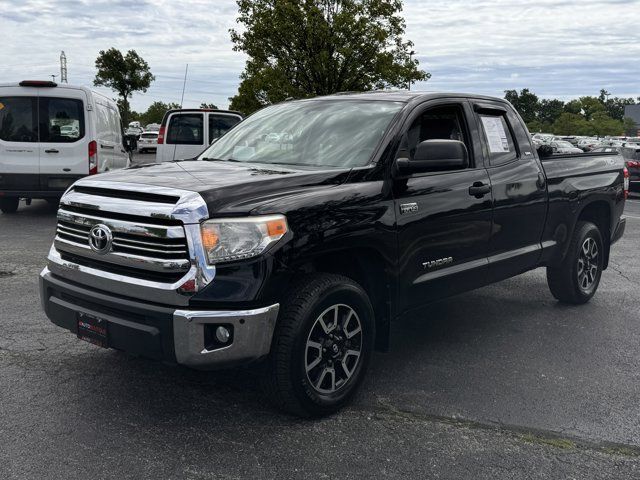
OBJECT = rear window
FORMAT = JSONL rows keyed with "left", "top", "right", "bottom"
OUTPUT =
{"left": 141, "top": 133, "right": 158, "bottom": 139}
{"left": 167, "top": 114, "right": 203, "bottom": 145}
{"left": 209, "top": 114, "right": 241, "bottom": 142}
{"left": 39, "top": 97, "right": 85, "bottom": 143}
{"left": 0, "top": 96, "right": 38, "bottom": 142}
{"left": 478, "top": 113, "right": 517, "bottom": 165}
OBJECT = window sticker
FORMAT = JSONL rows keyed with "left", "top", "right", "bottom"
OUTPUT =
{"left": 480, "top": 116, "right": 510, "bottom": 153}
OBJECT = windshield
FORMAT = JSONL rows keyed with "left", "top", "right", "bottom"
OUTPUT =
{"left": 197, "top": 99, "right": 403, "bottom": 168}
{"left": 555, "top": 141, "right": 574, "bottom": 148}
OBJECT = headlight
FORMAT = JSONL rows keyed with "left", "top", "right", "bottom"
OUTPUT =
{"left": 200, "top": 215, "right": 288, "bottom": 264}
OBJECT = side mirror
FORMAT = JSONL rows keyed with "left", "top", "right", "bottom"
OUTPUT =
{"left": 396, "top": 139, "right": 468, "bottom": 175}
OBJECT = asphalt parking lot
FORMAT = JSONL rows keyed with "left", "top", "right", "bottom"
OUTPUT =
{"left": 1, "top": 169, "right": 640, "bottom": 478}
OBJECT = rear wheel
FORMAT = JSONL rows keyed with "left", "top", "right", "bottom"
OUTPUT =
{"left": 0, "top": 197, "right": 19, "bottom": 214}
{"left": 262, "top": 273, "right": 375, "bottom": 417}
{"left": 547, "top": 221, "right": 604, "bottom": 304}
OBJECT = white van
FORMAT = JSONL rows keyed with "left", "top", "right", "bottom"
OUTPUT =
{"left": 0, "top": 80, "right": 130, "bottom": 213}
{"left": 156, "top": 108, "right": 243, "bottom": 162}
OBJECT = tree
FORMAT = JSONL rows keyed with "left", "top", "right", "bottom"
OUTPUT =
{"left": 200, "top": 103, "right": 219, "bottom": 109}
{"left": 504, "top": 88, "right": 539, "bottom": 124}
{"left": 623, "top": 116, "right": 638, "bottom": 136}
{"left": 94, "top": 48, "right": 155, "bottom": 125}
{"left": 552, "top": 113, "right": 591, "bottom": 136}
{"left": 229, "top": 0, "right": 429, "bottom": 114}
{"left": 537, "top": 99, "right": 564, "bottom": 126}
{"left": 138, "top": 101, "right": 180, "bottom": 126}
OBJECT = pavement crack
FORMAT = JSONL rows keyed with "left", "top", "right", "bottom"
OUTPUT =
{"left": 356, "top": 398, "right": 640, "bottom": 459}
{"left": 608, "top": 261, "right": 638, "bottom": 286}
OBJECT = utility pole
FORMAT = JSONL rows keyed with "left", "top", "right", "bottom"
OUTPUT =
{"left": 408, "top": 50, "right": 415, "bottom": 91}
{"left": 60, "top": 51, "right": 68, "bottom": 83}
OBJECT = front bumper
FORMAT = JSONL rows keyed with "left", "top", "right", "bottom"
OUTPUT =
{"left": 39, "top": 267, "right": 279, "bottom": 369}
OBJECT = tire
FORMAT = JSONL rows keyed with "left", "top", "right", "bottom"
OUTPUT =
{"left": 262, "top": 273, "right": 375, "bottom": 417}
{"left": 547, "top": 221, "right": 604, "bottom": 304}
{"left": 0, "top": 197, "right": 19, "bottom": 214}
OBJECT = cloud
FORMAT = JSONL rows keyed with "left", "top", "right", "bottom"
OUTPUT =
{"left": 0, "top": 0, "right": 638, "bottom": 112}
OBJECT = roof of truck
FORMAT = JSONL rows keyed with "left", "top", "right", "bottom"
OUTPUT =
{"left": 320, "top": 90, "right": 512, "bottom": 104}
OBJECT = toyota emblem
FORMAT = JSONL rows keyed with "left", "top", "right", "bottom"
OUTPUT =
{"left": 88, "top": 224, "right": 113, "bottom": 254}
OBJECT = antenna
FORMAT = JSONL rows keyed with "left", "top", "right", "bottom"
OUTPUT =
{"left": 60, "top": 51, "right": 68, "bottom": 83}
{"left": 179, "top": 63, "right": 189, "bottom": 108}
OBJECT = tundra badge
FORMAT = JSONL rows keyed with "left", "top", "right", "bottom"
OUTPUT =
{"left": 422, "top": 257, "right": 453, "bottom": 269}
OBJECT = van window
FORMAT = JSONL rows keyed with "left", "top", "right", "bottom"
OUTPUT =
{"left": 39, "top": 97, "right": 85, "bottom": 143}
{"left": 0, "top": 96, "right": 38, "bottom": 142}
{"left": 478, "top": 113, "right": 517, "bottom": 165}
{"left": 209, "top": 114, "right": 241, "bottom": 142}
{"left": 167, "top": 114, "right": 203, "bottom": 145}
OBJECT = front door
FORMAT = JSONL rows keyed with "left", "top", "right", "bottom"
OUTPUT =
{"left": 394, "top": 100, "right": 493, "bottom": 312}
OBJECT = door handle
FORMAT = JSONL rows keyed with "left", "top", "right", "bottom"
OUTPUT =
{"left": 100, "top": 144, "right": 114, "bottom": 150}
{"left": 44, "top": 149, "right": 59, "bottom": 154}
{"left": 468, "top": 182, "right": 491, "bottom": 198}
{"left": 536, "top": 172, "right": 546, "bottom": 189}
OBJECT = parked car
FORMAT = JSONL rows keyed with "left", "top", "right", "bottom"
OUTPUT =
{"left": 577, "top": 138, "right": 602, "bottom": 151}
{"left": 532, "top": 133, "right": 553, "bottom": 143}
{"left": 125, "top": 126, "right": 143, "bottom": 138}
{"left": 591, "top": 146, "right": 622, "bottom": 154}
{"left": 0, "top": 80, "right": 131, "bottom": 213}
{"left": 40, "top": 92, "right": 627, "bottom": 417}
{"left": 145, "top": 123, "right": 161, "bottom": 132}
{"left": 156, "top": 108, "right": 243, "bottom": 162}
{"left": 137, "top": 131, "right": 159, "bottom": 153}
{"left": 550, "top": 140, "right": 583, "bottom": 154}
{"left": 620, "top": 145, "right": 640, "bottom": 192}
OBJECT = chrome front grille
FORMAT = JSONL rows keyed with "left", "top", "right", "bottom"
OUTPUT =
{"left": 54, "top": 208, "right": 191, "bottom": 276}
{"left": 47, "top": 179, "right": 216, "bottom": 305}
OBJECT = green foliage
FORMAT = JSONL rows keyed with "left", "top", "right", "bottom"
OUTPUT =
{"left": 93, "top": 48, "right": 155, "bottom": 125}
{"left": 504, "top": 89, "right": 539, "bottom": 124}
{"left": 623, "top": 116, "right": 638, "bottom": 136}
{"left": 229, "top": 0, "right": 429, "bottom": 114}
{"left": 137, "top": 101, "right": 180, "bottom": 126}
{"left": 200, "top": 103, "right": 219, "bottom": 109}
{"left": 506, "top": 88, "right": 638, "bottom": 136}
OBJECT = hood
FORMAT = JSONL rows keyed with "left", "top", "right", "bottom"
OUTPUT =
{"left": 85, "top": 160, "right": 352, "bottom": 215}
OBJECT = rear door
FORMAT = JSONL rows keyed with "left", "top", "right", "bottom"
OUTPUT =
{"left": 165, "top": 112, "right": 205, "bottom": 160}
{"left": 207, "top": 112, "right": 242, "bottom": 144}
{"left": 38, "top": 89, "right": 89, "bottom": 188}
{"left": 0, "top": 89, "right": 40, "bottom": 191}
{"left": 474, "top": 102, "right": 548, "bottom": 282}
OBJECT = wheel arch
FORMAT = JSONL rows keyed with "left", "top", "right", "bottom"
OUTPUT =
{"left": 292, "top": 247, "right": 394, "bottom": 352}
{"left": 575, "top": 200, "right": 612, "bottom": 269}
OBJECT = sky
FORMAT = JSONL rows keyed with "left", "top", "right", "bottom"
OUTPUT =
{"left": 0, "top": 0, "right": 639, "bottom": 112}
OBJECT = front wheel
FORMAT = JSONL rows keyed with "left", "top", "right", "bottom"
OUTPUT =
{"left": 262, "top": 273, "right": 375, "bottom": 417}
{"left": 0, "top": 197, "right": 19, "bottom": 214}
{"left": 547, "top": 221, "right": 604, "bottom": 304}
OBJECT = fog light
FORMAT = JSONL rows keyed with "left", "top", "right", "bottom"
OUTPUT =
{"left": 215, "top": 326, "right": 230, "bottom": 343}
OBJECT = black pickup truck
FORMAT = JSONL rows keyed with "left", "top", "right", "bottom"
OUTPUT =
{"left": 40, "top": 92, "right": 628, "bottom": 417}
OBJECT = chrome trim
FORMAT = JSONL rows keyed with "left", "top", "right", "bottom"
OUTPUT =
{"left": 173, "top": 304, "right": 280, "bottom": 369}
{"left": 46, "top": 246, "right": 202, "bottom": 306}
{"left": 68, "top": 179, "right": 210, "bottom": 224}
{"left": 58, "top": 209, "right": 186, "bottom": 239}
{"left": 47, "top": 180, "right": 217, "bottom": 304}
{"left": 54, "top": 237, "right": 191, "bottom": 272}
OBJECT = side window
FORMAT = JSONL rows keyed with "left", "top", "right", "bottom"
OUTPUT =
{"left": 478, "top": 113, "right": 517, "bottom": 165}
{"left": 0, "top": 96, "right": 38, "bottom": 142}
{"left": 40, "top": 97, "right": 85, "bottom": 143}
{"left": 96, "top": 103, "right": 111, "bottom": 143}
{"left": 209, "top": 114, "right": 241, "bottom": 143}
{"left": 167, "top": 114, "right": 203, "bottom": 145}
{"left": 403, "top": 104, "right": 472, "bottom": 170}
